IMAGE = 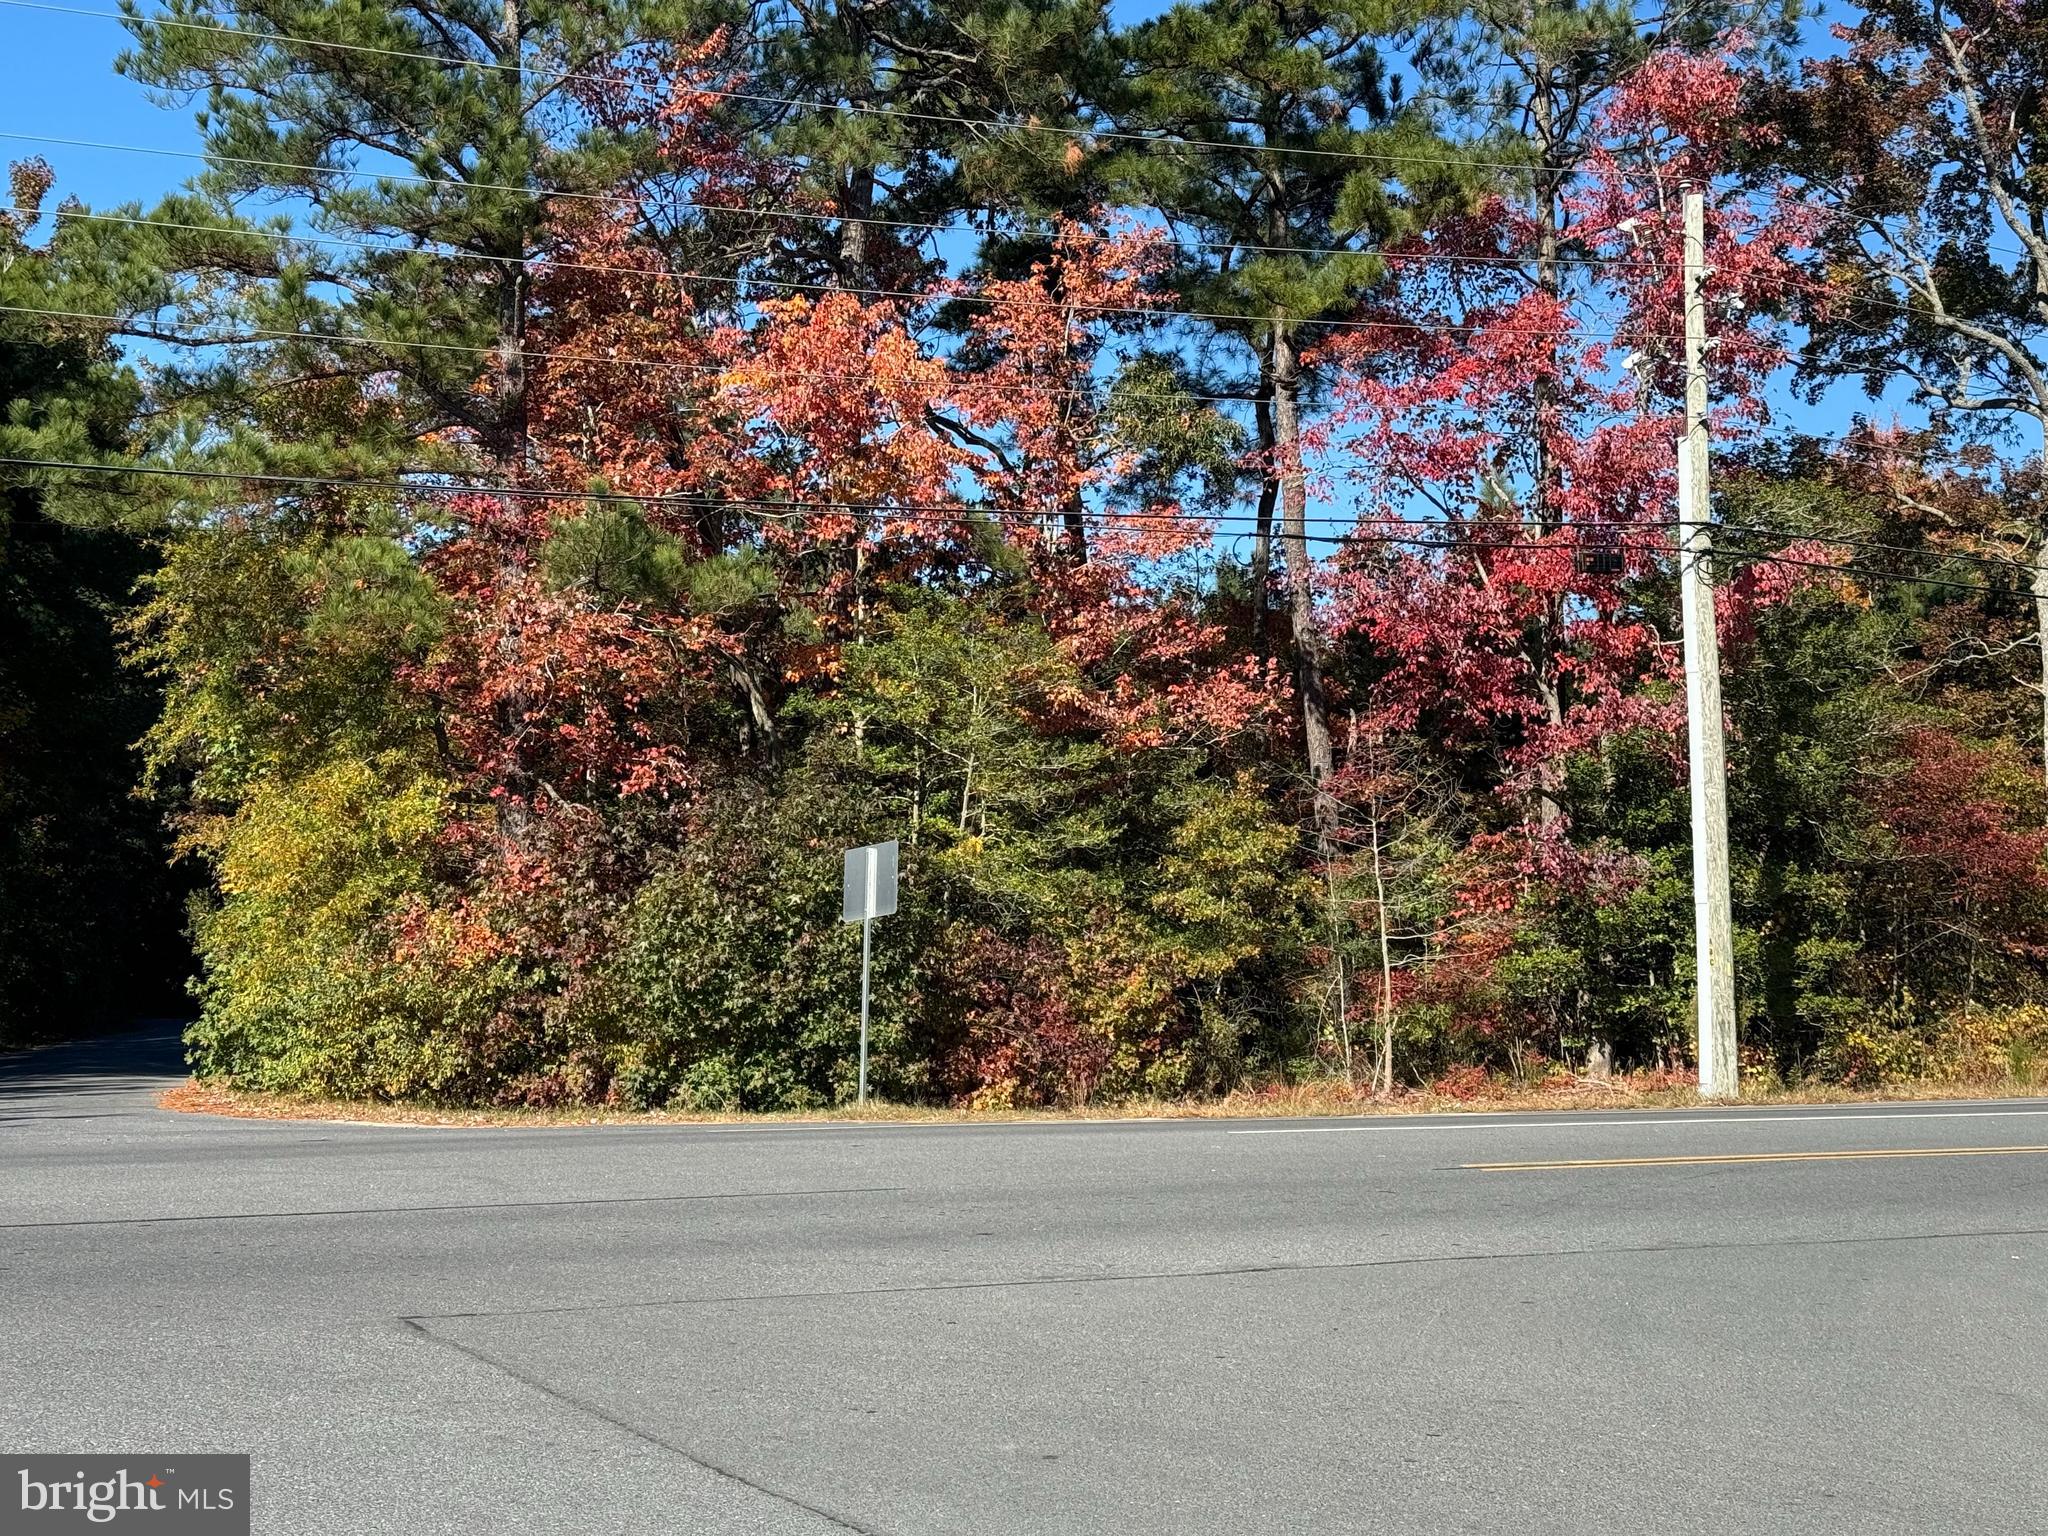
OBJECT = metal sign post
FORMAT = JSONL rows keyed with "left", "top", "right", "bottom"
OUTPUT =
{"left": 841, "top": 840, "right": 898, "bottom": 1104}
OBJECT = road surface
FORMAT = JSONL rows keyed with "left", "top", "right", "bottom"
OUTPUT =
{"left": 5, "top": 1024, "right": 2047, "bottom": 1534}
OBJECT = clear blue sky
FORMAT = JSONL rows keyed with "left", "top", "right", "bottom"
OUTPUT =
{"left": 0, "top": 2, "right": 205, "bottom": 209}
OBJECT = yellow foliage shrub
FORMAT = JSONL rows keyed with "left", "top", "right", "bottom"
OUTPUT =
{"left": 1928, "top": 1006, "right": 2048, "bottom": 1089}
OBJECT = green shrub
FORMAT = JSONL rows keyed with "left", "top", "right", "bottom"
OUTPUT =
{"left": 597, "top": 780, "right": 905, "bottom": 1110}
{"left": 1814, "top": 1017, "right": 1928, "bottom": 1087}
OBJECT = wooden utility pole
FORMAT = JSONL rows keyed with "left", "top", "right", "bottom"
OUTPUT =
{"left": 1680, "top": 185, "right": 1739, "bottom": 1100}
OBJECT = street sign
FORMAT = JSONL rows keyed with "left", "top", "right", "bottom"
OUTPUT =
{"left": 842, "top": 840, "right": 898, "bottom": 922}
{"left": 841, "top": 840, "right": 898, "bottom": 1105}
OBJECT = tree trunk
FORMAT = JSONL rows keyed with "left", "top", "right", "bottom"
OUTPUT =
{"left": 1527, "top": 84, "right": 1567, "bottom": 831}
{"left": 838, "top": 164, "right": 874, "bottom": 282}
{"left": 851, "top": 511, "right": 868, "bottom": 751}
{"left": 1062, "top": 486, "right": 1088, "bottom": 563}
{"left": 1271, "top": 320, "right": 1337, "bottom": 862}
{"left": 1368, "top": 741, "right": 1396, "bottom": 1098}
{"left": 729, "top": 655, "right": 780, "bottom": 762}
{"left": 1529, "top": 616, "right": 1566, "bottom": 824}
{"left": 2035, "top": 448, "right": 2048, "bottom": 812}
{"left": 492, "top": 0, "right": 530, "bottom": 464}
{"left": 492, "top": 0, "right": 533, "bottom": 849}
{"left": 1251, "top": 374, "right": 1276, "bottom": 641}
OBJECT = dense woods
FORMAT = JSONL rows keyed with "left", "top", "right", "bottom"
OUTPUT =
{"left": 6, "top": 0, "right": 2048, "bottom": 1104}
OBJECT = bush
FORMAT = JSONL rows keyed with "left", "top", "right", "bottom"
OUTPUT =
{"left": 1813, "top": 1018, "right": 1928, "bottom": 1087}
{"left": 597, "top": 779, "right": 901, "bottom": 1110}
{"left": 1929, "top": 1006, "right": 2048, "bottom": 1088}
{"left": 185, "top": 753, "right": 509, "bottom": 1099}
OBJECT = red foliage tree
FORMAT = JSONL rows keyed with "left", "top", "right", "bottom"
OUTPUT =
{"left": 1326, "top": 49, "right": 1816, "bottom": 819}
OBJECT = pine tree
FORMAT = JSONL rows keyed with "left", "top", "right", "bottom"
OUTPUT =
{"left": 1099, "top": 0, "right": 1465, "bottom": 860}
{"left": 115, "top": 0, "right": 712, "bottom": 469}
{"left": 740, "top": 0, "right": 1116, "bottom": 285}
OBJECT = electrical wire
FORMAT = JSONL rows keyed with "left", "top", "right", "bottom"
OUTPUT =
{"left": 3, "top": 298, "right": 2030, "bottom": 577}
{"left": 6, "top": 129, "right": 1930, "bottom": 326}
{"left": 11, "top": 132, "right": 1929, "bottom": 332}
{"left": 0, "top": 294, "right": 1268, "bottom": 411}
{"left": 0, "top": 14, "right": 1959, "bottom": 325}
{"left": 2, "top": 453, "right": 2034, "bottom": 597}
{"left": 0, "top": 257, "right": 1650, "bottom": 339}
{"left": 0, "top": 132, "right": 1670, "bottom": 274}
{"left": 0, "top": 0, "right": 1568, "bottom": 177}
{"left": 2, "top": 294, "right": 1996, "bottom": 474}
{"left": 4, "top": 186, "right": 1926, "bottom": 338}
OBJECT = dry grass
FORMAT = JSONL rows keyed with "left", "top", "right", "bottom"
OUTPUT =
{"left": 157, "top": 1072, "right": 2048, "bottom": 1130}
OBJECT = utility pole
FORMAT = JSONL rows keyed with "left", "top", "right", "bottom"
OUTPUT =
{"left": 1680, "top": 185, "right": 1739, "bottom": 1100}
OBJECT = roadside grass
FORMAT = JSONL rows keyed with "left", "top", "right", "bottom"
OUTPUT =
{"left": 158, "top": 1071, "right": 2048, "bottom": 1129}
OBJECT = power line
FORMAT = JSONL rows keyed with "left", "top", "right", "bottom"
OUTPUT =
{"left": 1, "top": 0, "right": 1557, "bottom": 176}
{"left": 3, "top": 294, "right": 1970, "bottom": 443}
{"left": 13, "top": 179, "right": 1915, "bottom": 336}
{"left": 1, "top": 453, "right": 1545, "bottom": 556}
{"left": 5, "top": 302, "right": 2022, "bottom": 568}
{"left": 0, "top": 244, "right": 1978, "bottom": 452}
{"left": 13, "top": 131, "right": 1912, "bottom": 331}
{"left": 0, "top": 132, "right": 1670, "bottom": 274}
{"left": 9, "top": 127, "right": 1917, "bottom": 323}
{"left": 0, "top": 283, "right": 1649, "bottom": 362}
{"left": 15, "top": 287, "right": 2033, "bottom": 574}
{"left": 0, "top": 201, "right": 1647, "bottom": 365}
{"left": 1345, "top": 524, "right": 2026, "bottom": 596}
{"left": 0, "top": 167, "right": 1921, "bottom": 344}
{"left": 0, "top": 452, "right": 1571, "bottom": 543}
{"left": 0, "top": 285, "right": 1259, "bottom": 413}
{"left": 0, "top": 299, "right": 1198, "bottom": 385}
{"left": 2, "top": 454, "right": 2033, "bottom": 595}
{"left": 1713, "top": 543, "right": 2018, "bottom": 600}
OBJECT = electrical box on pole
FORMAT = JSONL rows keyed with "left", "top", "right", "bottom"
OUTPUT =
{"left": 1681, "top": 186, "right": 1740, "bottom": 1100}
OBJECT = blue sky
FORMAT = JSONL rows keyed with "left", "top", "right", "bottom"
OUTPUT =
{"left": 0, "top": 2, "right": 205, "bottom": 209}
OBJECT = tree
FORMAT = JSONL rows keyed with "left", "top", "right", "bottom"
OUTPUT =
{"left": 1325, "top": 47, "right": 1813, "bottom": 1073}
{"left": 34, "top": 0, "right": 2048, "bottom": 1104}
{"left": 1101, "top": 0, "right": 1466, "bottom": 858}
{"left": 1326, "top": 720, "right": 1468, "bottom": 1092}
{"left": 1763, "top": 0, "right": 2048, "bottom": 794}
{"left": 0, "top": 162, "right": 186, "bottom": 1042}
{"left": 118, "top": 0, "right": 672, "bottom": 464}
{"left": 734, "top": 0, "right": 1114, "bottom": 283}
{"left": 1715, "top": 440, "right": 2048, "bottom": 1063}
{"left": 1405, "top": 0, "right": 1798, "bottom": 825}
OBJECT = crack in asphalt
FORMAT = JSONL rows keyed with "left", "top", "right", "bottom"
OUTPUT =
{"left": 399, "top": 1317, "right": 886, "bottom": 1536}
{"left": 404, "top": 1221, "right": 2048, "bottom": 1324}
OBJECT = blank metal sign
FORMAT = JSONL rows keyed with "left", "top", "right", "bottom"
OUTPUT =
{"left": 842, "top": 839, "right": 899, "bottom": 922}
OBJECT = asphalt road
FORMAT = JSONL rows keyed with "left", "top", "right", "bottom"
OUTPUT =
{"left": 5, "top": 1025, "right": 2048, "bottom": 1535}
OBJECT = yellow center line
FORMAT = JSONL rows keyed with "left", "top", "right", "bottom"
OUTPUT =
{"left": 1466, "top": 1145, "right": 2048, "bottom": 1171}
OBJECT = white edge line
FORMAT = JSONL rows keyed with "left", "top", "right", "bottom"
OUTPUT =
{"left": 157, "top": 1101, "right": 2048, "bottom": 1135}
{"left": 1228, "top": 1107, "right": 2048, "bottom": 1135}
